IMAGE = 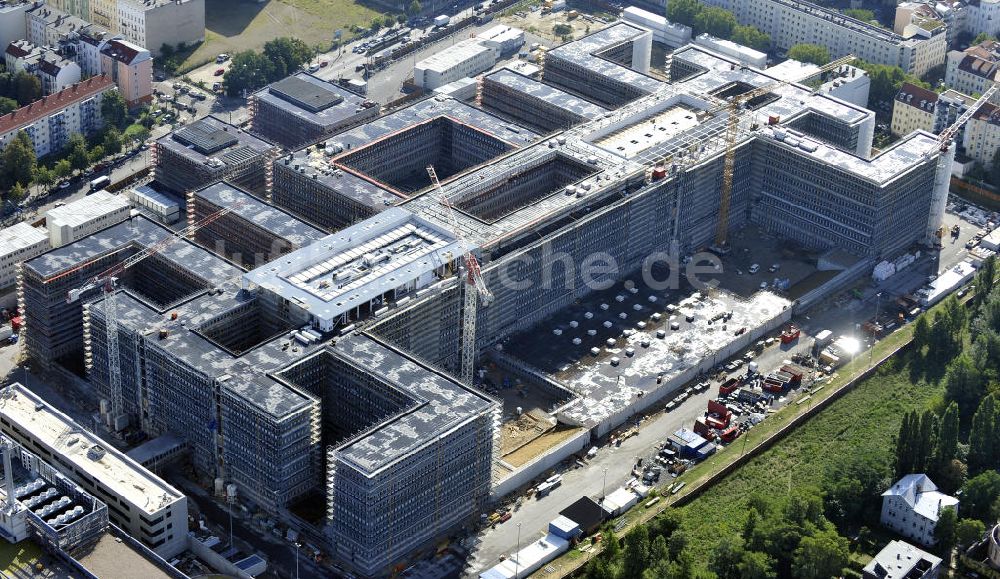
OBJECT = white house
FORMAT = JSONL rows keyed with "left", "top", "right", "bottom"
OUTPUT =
{"left": 881, "top": 474, "right": 959, "bottom": 547}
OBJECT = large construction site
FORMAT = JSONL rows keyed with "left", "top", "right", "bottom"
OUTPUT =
{"left": 18, "top": 19, "right": 954, "bottom": 579}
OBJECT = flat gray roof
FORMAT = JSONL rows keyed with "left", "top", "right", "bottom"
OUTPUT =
{"left": 24, "top": 213, "right": 243, "bottom": 284}
{"left": 546, "top": 23, "right": 664, "bottom": 95}
{"left": 254, "top": 72, "right": 371, "bottom": 127}
{"left": 484, "top": 67, "right": 609, "bottom": 120}
{"left": 329, "top": 334, "right": 495, "bottom": 475}
{"left": 283, "top": 96, "right": 541, "bottom": 208}
{"left": 195, "top": 182, "right": 325, "bottom": 248}
{"left": 243, "top": 207, "right": 462, "bottom": 326}
{"left": 157, "top": 115, "right": 274, "bottom": 165}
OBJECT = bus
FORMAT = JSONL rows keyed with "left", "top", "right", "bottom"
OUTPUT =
{"left": 89, "top": 175, "right": 111, "bottom": 192}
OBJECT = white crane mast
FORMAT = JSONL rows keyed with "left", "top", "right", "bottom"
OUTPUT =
{"left": 426, "top": 166, "right": 492, "bottom": 385}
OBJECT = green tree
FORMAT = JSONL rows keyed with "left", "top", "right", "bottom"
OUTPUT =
{"left": 956, "top": 518, "right": 986, "bottom": 548}
{"left": 102, "top": 128, "right": 123, "bottom": 156}
{"left": 933, "top": 401, "right": 960, "bottom": 477}
{"left": 0, "top": 96, "right": 17, "bottom": 115}
{"left": 913, "top": 315, "right": 931, "bottom": 351}
{"left": 693, "top": 7, "right": 737, "bottom": 38}
{"left": 53, "top": 159, "right": 71, "bottom": 180}
{"left": 648, "top": 535, "right": 669, "bottom": 565}
{"left": 787, "top": 44, "right": 831, "bottom": 66}
{"left": 32, "top": 165, "right": 54, "bottom": 192}
{"left": 968, "top": 394, "right": 998, "bottom": 474}
{"left": 944, "top": 354, "right": 985, "bottom": 419}
{"left": 88, "top": 145, "right": 105, "bottom": 164}
{"left": 407, "top": 0, "right": 421, "bottom": 15}
{"left": 710, "top": 536, "right": 745, "bottom": 579}
{"left": 160, "top": 43, "right": 175, "bottom": 58}
{"left": 602, "top": 528, "right": 622, "bottom": 562}
{"left": 934, "top": 506, "right": 957, "bottom": 557}
{"left": 68, "top": 137, "right": 90, "bottom": 173}
{"left": 737, "top": 550, "right": 776, "bottom": 579}
{"left": 974, "top": 33, "right": 997, "bottom": 45}
{"left": 263, "top": 37, "right": 313, "bottom": 82}
{"left": 667, "top": 530, "right": 688, "bottom": 561}
{"left": 622, "top": 525, "right": 651, "bottom": 578}
{"left": 554, "top": 23, "right": 573, "bottom": 37}
{"left": 791, "top": 528, "right": 849, "bottom": 579}
{"left": 100, "top": 90, "right": 129, "bottom": 130}
{"left": 371, "top": 15, "right": 384, "bottom": 32}
{"left": 843, "top": 8, "right": 875, "bottom": 21}
{"left": 8, "top": 182, "right": 26, "bottom": 203}
{"left": 855, "top": 61, "right": 929, "bottom": 106}
{"left": 224, "top": 51, "right": 275, "bottom": 97}
{"left": 961, "top": 471, "right": 1000, "bottom": 524}
{"left": 13, "top": 72, "right": 41, "bottom": 106}
{"left": 1, "top": 131, "right": 36, "bottom": 191}
{"left": 666, "top": 0, "right": 702, "bottom": 27}
{"left": 895, "top": 410, "right": 918, "bottom": 476}
{"left": 732, "top": 25, "right": 770, "bottom": 51}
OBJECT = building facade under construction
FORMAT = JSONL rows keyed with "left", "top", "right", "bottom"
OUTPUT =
{"left": 19, "top": 20, "right": 956, "bottom": 578}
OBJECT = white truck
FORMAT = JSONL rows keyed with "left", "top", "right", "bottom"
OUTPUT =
{"left": 434, "top": 14, "right": 450, "bottom": 27}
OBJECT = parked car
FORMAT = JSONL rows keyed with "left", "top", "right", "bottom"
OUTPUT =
{"left": 214, "top": 68, "right": 225, "bottom": 76}
{"left": 57, "top": 181, "right": 71, "bottom": 190}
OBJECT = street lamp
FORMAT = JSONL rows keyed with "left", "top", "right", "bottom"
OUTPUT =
{"left": 601, "top": 467, "right": 608, "bottom": 502}
{"left": 294, "top": 541, "right": 301, "bottom": 579}
{"left": 513, "top": 522, "right": 522, "bottom": 579}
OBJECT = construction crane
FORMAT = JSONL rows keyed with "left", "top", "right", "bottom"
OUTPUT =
{"left": 710, "top": 55, "right": 857, "bottom": 251}
{"left": 426, "top": 165, "right": 493, "bottom": 386}
{"left": 938, "top": 82, "right": 998, "bottom": 152}
{"left": 58, "top": 200, "right": 248, "bottom": 432}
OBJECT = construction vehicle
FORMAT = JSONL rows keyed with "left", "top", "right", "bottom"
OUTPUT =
{"left": 780, "top": 324, "right": 800, "bottom": 344}
{"left": 427, "top": 166, "right": 493, "bottom": 386}
{"left": 57, "top": 201, "right": 247, "bottom": 432}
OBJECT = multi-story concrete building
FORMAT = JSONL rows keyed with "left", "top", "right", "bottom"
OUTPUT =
{"left": 114, "top": 0, "right": 203, "bottom": 55}
{"left": 892, "top": 82, "right": 939, "bottom": 136}
{"left": 963, "top": 101, "right": 1000, "bottom": 169}
{"left": 45, "top": 189, "right": 132, "bottom": 247}
{"left": 21, "top": 23, "right": 957, "bottom": 577}
{"left": 862, "top": 540, "right": 942, "bottom": 579}
{"left": 703, "top": 0, "right": 947, "bottom": 76}
{"left": 154, "top": 115, "right": 278, "bottom": 195}
{"left": 249, "top": 72, "right": 379, "bottom": 150}
{"left": 0, "top": 75, "right": 114, "bottom": 158}
{"left": 414, "top": 38, "right": 499, "bottom": 90}
{"left": 0, "top": 383, "right": 188, "bottom": 558}
{"left": 0, "top": 222, "right": 49, "bottom": 290}
{"left": 0, "top": 0, "right": 30, "bottom": 51}
{"left": 99, "top": 38, "right": 151, "bottom": 106}
{"left": 967, "top": 0, "right": 1000, "bottom": 38}
{"left": 482, "top": 67, "right": 609, "bottom": 133}
{"left": 25, "top": 4, "right": 91, "bottom": 50}
{"left": 4, "top": 41, "right": 82, "bottom": 95}
{"left": 816, "top": 64, "right": 870, "bottom": 108}
{"left": 895, "top": 1, "right": 964, "bottom": 47}
{"left": 271, "top": 96, "right": 539, "bottom": 232}
{"left": 945, "top": 40, "right": 1000, "bottom": 105}
{"left": 190, "top": 181, "right": 325, "bottom": 268}
{"left": 882, "top": 474, "right": 959, "bottom": 547}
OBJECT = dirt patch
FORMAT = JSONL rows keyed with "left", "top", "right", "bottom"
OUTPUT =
{"left": 500, "top": 408, "right": 555, "bottom": 456}
{"left": 503, "top": 425, "right": 584, "bottom": 467}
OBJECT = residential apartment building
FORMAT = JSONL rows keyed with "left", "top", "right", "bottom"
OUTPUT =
{"left": 0, "top": 75, "right": 114, "bottom": 158}
{"left": 945, "top": 40, "right": 1000, "bottom": 104}
{"left": 0, "top": 222, "right": 49, "bottom": 290}
{"left": 703, "top": 0, "right": 947, "bottom": 76}
{"left": 967, "top": 0, "right": 1000, "bottom": 38}
{"left": 881, "top": 474, "right": 959, "bottom": 547}
{"left": 0, "top": 0, "right": 30, "bottom": 50}
{"left": 891, "top": 82, "right": 939, "bottom": 136}
{"left": 963, "top": 101, "right": 1000, "bottom": 169}
{"left": 0, "top": 383, "right": 189, "bottom": 558}
{"left": 45, "top": 189, "right": 132, "bottom": 247}
{"left": 115, "top": 0, "right": 203, "bottom": 56}
{"left": 25, "top": 4, "right": 90, "bottom": 50}
{"left": 46, "top": 0, "right": 202, "bottom": 56}
{"left": 99, "top": 38, "right": 151, "bottom": 106}
{"left": 862, "top": 540, "right": 942, "bottom": 579}
{"left": 895, "top": 1, "right": 965, "bottom": 47}
{"left": 5, "top": 41, "right": 82, "bottom": 95}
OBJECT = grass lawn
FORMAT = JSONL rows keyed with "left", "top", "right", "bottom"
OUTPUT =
{"left": 0, "top": 540, "right": 44, "bottom": 575}
{"left": 673, "top": 357, "right": 942, "bottom": 562}
{"left": 179, "top": 0, "right": 380, "bottom": 71}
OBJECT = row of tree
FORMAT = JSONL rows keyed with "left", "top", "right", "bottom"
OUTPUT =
{"left": 0, "top": 71, "right": 42, "bottom": 115}
{"left": 666, "top": 0, "right": 770, "bottom": 52}
{"left": 223, "top": 38, "right": 314, "bottom": 98}
{"left": 586, "top": 488, "right": 853, "bottom": 579}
